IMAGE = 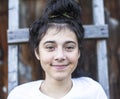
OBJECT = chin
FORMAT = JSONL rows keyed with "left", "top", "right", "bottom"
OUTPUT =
{"left": 53, "top": 73, "right": 71, "bottom": 81}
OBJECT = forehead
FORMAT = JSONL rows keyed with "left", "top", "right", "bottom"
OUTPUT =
{"left": 40, "top": 26, "right": 78, "bottom": 43}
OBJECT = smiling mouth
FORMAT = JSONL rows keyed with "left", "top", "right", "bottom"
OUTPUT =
{"left": 50, "top": 64, "right": 69, "bottom": 69}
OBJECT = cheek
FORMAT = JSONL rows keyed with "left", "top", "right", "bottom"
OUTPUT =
{"left": 71, "top": 50, "right": 80, "bottom": 59}
{"left": 68, "top": 52, "right": 80, "bottom": 64}
{"left": 39, "top": 54, "right": 51, "bottom": 71}
{"left": 39, "top": 51, "right": 53, "bottom": 65}
{"left": 71, "top": 57, "right": 79, "bottom": 64}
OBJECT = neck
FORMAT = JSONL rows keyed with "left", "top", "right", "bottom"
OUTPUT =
{"left": 40, "top": 77, "right": 73, "bottom": 98}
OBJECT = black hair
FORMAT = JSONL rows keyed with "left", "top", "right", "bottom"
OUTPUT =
{"left": 29, "top": 0, "right": 85, "bottom": 78}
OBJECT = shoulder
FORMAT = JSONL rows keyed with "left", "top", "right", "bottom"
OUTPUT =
{"left": 10, "top": 80, "right": 42, "bottom": 92}
{"left": 7, "top": 80, "right": 43, "bottom": 99}
{"left": 73, "top": 77, "right": 102, "bottom": 87}
{"left": 72, "top": 77, "right": 108, "bottom": 99}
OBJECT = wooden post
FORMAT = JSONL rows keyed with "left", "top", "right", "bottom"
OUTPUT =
{"left": 8, "top": 0, "right": 19, "bottom": 93}
{"left": 92, "top": 0, "right": 110, "bottom": 98}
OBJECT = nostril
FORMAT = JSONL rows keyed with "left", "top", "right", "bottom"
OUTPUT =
{"left": 54, "top": 50, "right": 66, "bottom": 61}
{"left": 55, "top": 57, "right": 66, "bottom": 62}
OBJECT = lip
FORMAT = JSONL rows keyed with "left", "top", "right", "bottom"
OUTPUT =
{"left": 51, "top": 64, "right": 69, "bottom": 70}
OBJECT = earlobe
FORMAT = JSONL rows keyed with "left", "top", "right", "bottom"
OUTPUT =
{"left": 34, "top": 48, "right": 40, "bottom": 60}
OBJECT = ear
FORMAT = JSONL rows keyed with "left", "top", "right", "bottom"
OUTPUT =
{"left": 34, "top": 48, "right": 40, "bottom": 60}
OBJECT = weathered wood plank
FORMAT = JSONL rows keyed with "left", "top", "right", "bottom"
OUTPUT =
{"left": 7, "top": 28, "right": 29, "bottom": 44}
{"left": 92, "top": 0, "right": 110, "bottom": 98}
{"left": 84, "top": 25, "right": 108, "bottom": 39}
{"left": 8, "top": 46, "right": 18, "bottom": 92}
{"left": 7, "top": 25, "right": 109, "bottom": 44}
{"left": 8, "top": 0, "right": 19, "bottom": 93}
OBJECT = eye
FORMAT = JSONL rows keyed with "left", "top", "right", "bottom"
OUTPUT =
{"left": 45, "top": 45, "right": 55, "bottom": 51}
{"left": 65, "top": 46, "right": 75, "bottom": 52}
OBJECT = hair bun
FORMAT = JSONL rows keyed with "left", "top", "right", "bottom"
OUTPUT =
{"left": 43, "top": 0, "right": 81, "bottom": 20}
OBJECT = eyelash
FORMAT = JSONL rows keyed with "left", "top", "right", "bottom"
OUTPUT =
{"left": 46, "top": 46, "right": 55, "bottom": 51}
{"left": 65, "top": 46, "right": 75, "bottom": 51}
{"left": 45, "top": 45, "right": 75, "bottom": 52}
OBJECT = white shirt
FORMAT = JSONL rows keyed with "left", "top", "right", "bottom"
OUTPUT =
{"left": 7, "top": 77, "right": 108, "bottom": 99}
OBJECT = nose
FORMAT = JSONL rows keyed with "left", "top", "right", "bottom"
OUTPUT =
{"left": 54, "top": 47, "right": 66, "bottom": 61}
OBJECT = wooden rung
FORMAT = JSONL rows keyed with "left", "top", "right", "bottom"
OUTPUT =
{"left": 7, "top": 24, "right": 109, "bottom": 44}
{"left": 7, "top": 28, "right": 29, "bottom": 44}
{"left": 84, "top": 25, "right": 108, "bottom": 39}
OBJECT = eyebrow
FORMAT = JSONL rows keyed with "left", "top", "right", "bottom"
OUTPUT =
{"left": 43, "top": 41, "right": 55, "bottom": 45}
{"left": 43, "top": 41, "right": 77, "bottom": 45}
{"left": 65, "top": 41, "right": 77, "bottom": 45}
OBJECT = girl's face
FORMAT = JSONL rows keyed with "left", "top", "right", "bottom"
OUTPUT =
{"left": 35, "top": 26, "right": 80, "bottom": 81}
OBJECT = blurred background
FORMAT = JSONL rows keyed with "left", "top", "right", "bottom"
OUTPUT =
{"left": 0, "top": 0, "right": 120, "bottom": 99}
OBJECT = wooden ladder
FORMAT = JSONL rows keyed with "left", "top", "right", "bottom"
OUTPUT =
{"left": 7, "top": 0, "right": 110, "bottom": 98}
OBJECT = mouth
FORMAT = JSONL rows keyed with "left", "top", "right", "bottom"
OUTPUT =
{"left": 50, "top": 64, "right": 69, "bottom": 70}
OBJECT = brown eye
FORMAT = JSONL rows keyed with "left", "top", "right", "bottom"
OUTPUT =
{"left": 65, "top": 46, "right": 75, "bottom": 52}
{"left": 46, "top": 46, "right": 55, "bottom": 51}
